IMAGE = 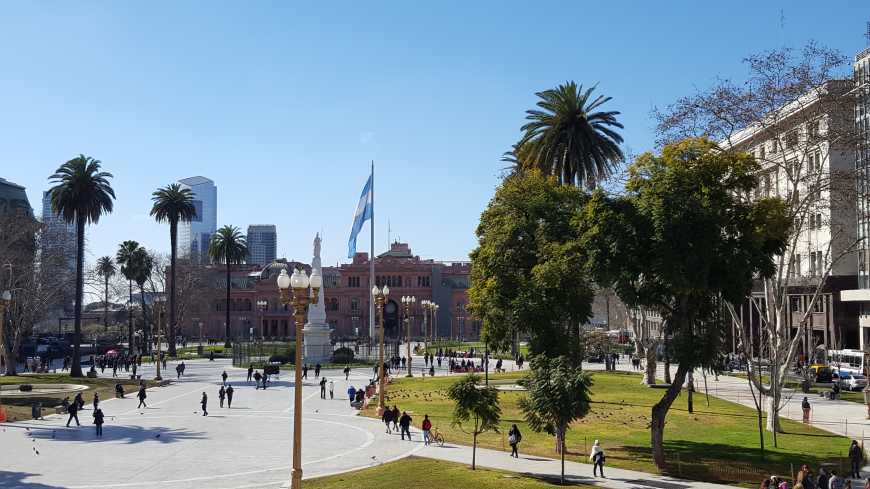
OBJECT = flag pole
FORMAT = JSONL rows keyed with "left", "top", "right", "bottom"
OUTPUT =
{"left": 369, "top": 160, "right": 375, "bottom": 340}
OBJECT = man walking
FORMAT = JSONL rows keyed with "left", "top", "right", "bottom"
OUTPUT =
{"left": 319, "top": 377, "right": 327, "bottom": 399}
{"left": 343, "top": 365, "right": 350, "bottom": 380}
{"left": 226, "top": 385, "right": 234, "bottom": 408}
{"left": 422, "top": 414, "right": 432, "bottom": 445}
{"left": 137, "top": 383, "right": 147, "bottom": 409}
{"left": 849, "top": 440, "right": 863, "bottom": 479}
{"left": 219, "top": 386, "right": 226, "bottom": 408}
{"left": 253, "top": 370, "right": 262, "bottom": 389}
{"left": 247, "top": 364, "right": 254, "bottom": 383}
{"left": 302, "top": 364, "right": 309, "bottom": 379}
{"left": 399, "top": 411, "right": 412, "bottom": 440}
{"left": 347, "top": 385, "right": 356, "bottom": 406}
{"left": 66, "top": 399, "right": 80, "bottom": 427}
{"left": 328, "top": 379, "right": 334, "bottom": 399}
{"left": 201, "top": 392, "right": 209, "bottom": 416}
{"left": 221, "top": 370, "right": 228, "bottom": 385}
{"left": 93, "top": 407, "right": 105, "bottom": 437}
{"left": 314, "top": 363, "right": 321, "bottom": 378}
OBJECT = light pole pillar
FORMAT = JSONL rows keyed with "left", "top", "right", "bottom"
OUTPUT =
{"left": 277, "top": 267, "right": 322, "bottom": 489}
{"left": 372, "top": 285, "right": 390, "bottom": 414}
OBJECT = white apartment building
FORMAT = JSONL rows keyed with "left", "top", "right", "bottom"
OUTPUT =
{"left": 726, "top": 79, "right": 859, "bottom": 351}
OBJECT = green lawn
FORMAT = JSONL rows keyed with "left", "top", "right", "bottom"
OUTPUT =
{"left": 0, "top": 374, "right": 159, "bottom": 422}
{"left": 365, "top": 370, "right": 851, "bottom": 485}
{"left": 426, "top": 340, "right": 529, "bottom": 360}
{"left": 306, "top": 456, "right": 594, "bottom": 488}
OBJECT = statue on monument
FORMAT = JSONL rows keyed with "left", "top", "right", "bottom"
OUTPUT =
{"left": 314, "top": 233, "right": 321, "bottom": 261}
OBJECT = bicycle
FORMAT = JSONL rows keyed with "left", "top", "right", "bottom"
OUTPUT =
{"left": 428, "top": 426, "right": 445, "bottom": 447}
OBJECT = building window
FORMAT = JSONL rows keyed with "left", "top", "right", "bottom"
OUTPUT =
{"left": 812, "top": 296, "right": 824, "bottom": 313}
{"left": 328, "top": 298, "right": 339, "bottom": 311}
{"left": 790, "top": 296, "right": 801, "bottom": 312}
{"left": 759, "top": 145, "right": 766, "bottom": 160}
{"left": 770, "top": 139, "right": 778, "bottom": 154}
{"left": 417, "top": 276, "right": 431, "bottom": 287}
{"left": 785, "top": 131, "right": 798, "bottom": 149}
{"left": 351, "top": 298, "right": 359, "bottom": 312}
{"left": 347, "top": 276, "right": 360, "bottom": 288}
{"left": 795, "top": 253, "right": 801, "bottom": 276}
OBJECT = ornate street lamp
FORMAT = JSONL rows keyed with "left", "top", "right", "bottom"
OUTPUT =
{"left": 372, "top": 284, "right": 390, "bottom": 413}
{"left": 401, "top": 296, "right": 416, "bottom": 377}
{"left": 153, "top": 295, "right": 166, "bottom": 381}
{"left": 257, "top": 299, "right": 268, "bottom": 341}
{"left": 276, "top": 267, "right": 321, "bottom": 489}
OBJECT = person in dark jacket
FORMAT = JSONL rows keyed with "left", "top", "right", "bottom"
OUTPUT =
{"left": 391, "top": 406, "right": 400, "bottom": 432}
{"left": 399, "top": 411, "right": 412, "bottom": 440}
{"left": 849, "top": 440, "right": 864, "bottom": 479}
{"left": 137, "top": 384, "right": 147, "bottom": 408}
{"left": 226, "top": 385, "right": 234, "bottom": 408}
{"left": 221, "top": 370, "right": 228, "bottom": 385}
{"left": 247, "top": 365, "right": 254, "bottom": 383}
{"left": 382, "top": 407, "right": 394, "bottom": 433}
{"left": 508, "top": 424, "right": 522, "bottom": 457}
{"left": 817, "top": 467, "right": 830, "bottom": 489}
{"left": 218, "top": 386, "right": 226, "bottom": 408}
{"left": 201, "top": 392, "right": 208, "bottom": 416}
{"left": 66, "top": 399, "right": 80, "bottom": 427}
{"left": 253, "top": 371, "right": 263, "bottom": 390}
{"left": 93, "top": 408, "right": 105, "bottom": 437}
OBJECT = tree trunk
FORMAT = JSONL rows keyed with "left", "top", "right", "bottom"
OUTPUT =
{"left": 2, "top": 339, "right": 16, "bottom": 376}
{"left": 644, "top": 346, "right": 657, "bottom": 385}
{"left": 168, "top": 220, "right": 177, "bottom": 357}
{"left": 651, "top": 363, "right": 689, "bottom": 469}
{"left": 138, "top": 284, "right": 150, "bottom": 354}
{"left": 766, "top": 390, "right": 783, "bottom": 433}
{"left": 128, "top": 280, "right": 134, "bottom": 354}
{"left": 224, "top": 262, "right": 231, "bottom": 347}
{"left": 664, "top": 353, "right": 672, "bottom": 384}
{"left": 104, "top": 276, "right": 109, "bottom": 331}
{"left": 472, "top": 432, "right": 477, "bottom": 470}
{"left": 561, "top": 428, "right": 566, "bottom": 485}
{"left": 70, "top": 218, "right": 86, "bottom": 378}
{"left": 687, "top": 371, "right": 694, "bottom": 414}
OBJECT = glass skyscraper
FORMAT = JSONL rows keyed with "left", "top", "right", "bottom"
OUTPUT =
{"left": 177, "top": 176, "right": 217, "bottom": 263}
{"left": 246, "top": 224, "right": 277, "bottom": 265}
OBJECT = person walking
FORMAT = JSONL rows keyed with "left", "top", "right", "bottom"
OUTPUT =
{"left": 818, "top": 468, "right": 830, "bottom": 489}
{"left": 831, "top": 471, "right": 845, "bottom": 489}
{"left": 319, "top": 377, "right": 327, "bottom": 399}
{"left": 137, "top": 384, "right": 147, "bottom": 409}
{"left": 382, "top": 407, "right": 394, "bottom": 434}
{"left": 226, "top": 385, "right": 234, "bottom": 408}
{"left": 247, "top": 364, "right": 254, "bottom": 383}
{"left": 328, "top": 379, "right": 334, "bottom": 399}
{"left": 343, "top": 365, "right": 350, "bottom": 380}
{"left": 93, "top": 407, "right": 104, "bottom": 437}
{"left": 590, "top": 439, "right": 605, "bottom": 477}
{"left": 392, "top": 405, "right": 400, "bottom": 432}
{"left": 422, "top": 414, "right": 432, "bottom": 446}
{"left": 219, "top": 386, "right": 226, "bottom": 408}
{"left": 302, "top": 364, "right": 309, "bottom": 379}
{"left": 347, "top": 385, "right": 356, "bottom": 406}
{"left": 850, "top": 440, "right": 864, "bottom": 479}
{"left": 253, "top": 371, "right": 262, "bottom": 390}
{"left": 221, "top": 370, "right": 228, "bottom": 386}
{"left": 66, "top": 399, "right": 80, "bottom": 427}
{"left": 508, "top": 424, "right": 522, "bottom": 457}
{"left": 314, "top": 363, "right": 321, "bottom": 378}
{"left": 802, "top": 397, "right": 812, "bottom": 423}
{"left": 399, "top": 411, "right": 412, "bottom": 441}
{"left": 92, "top": 392, "right": 100, "bottom": 410}
{"left": 200, "top": 392, "right": 209, "bottom": 416}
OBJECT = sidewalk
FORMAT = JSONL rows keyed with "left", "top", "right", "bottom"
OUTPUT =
{"left": 418, "top": 442, "right": 741, "bottom": 489}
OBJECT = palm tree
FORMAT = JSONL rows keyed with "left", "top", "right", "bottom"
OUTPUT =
{"left": 96, "top": 256, "right": 116, "bottom": 331}
{"left": 208, "top": 225, "right": 248, "bottom": 347}
{"left": 48, "top": 155, "right": 115, "bottom": 377}
{"left": 116, "top": 240, "right": 141, "bottom": 354}
{"left": 131, "top": 247, "right": 153, "bottom": 353}
{"left": 150, "top": 183, "right": 197, "bottom": 357}
{"left": 519, "top": 81, "right": 624, "bottom": 188}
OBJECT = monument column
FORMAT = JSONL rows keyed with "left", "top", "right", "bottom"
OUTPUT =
{"left": 304, "top": 234, "right": 332, "bottom": 363}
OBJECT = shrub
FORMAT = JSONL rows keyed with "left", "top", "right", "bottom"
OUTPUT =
{"left": 19, "top": 384, "right": 33, "bottom": 392}
{"left": 332, "top": 347, "right": 354, "bottom": 364}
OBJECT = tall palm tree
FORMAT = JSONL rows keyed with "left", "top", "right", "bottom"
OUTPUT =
{"left": 116, "top": 240, "right": 141, "bottom": 354}
{"left": 131, "top": 247, "right": 153, "bottom": 353}
{"left": 96, "top": 256, "right": 116, "bottom": 331}
{"left": 519, "top": 81, "right": 624, "bottom": 188}
{"left": 48, "top": 155, "right": 115, "bottom": 378}
{"left": 150, "top": 183, "right": 197, "bottom": 357}
{"left": 208, "top": 225, "right": 248, "bottom": 347}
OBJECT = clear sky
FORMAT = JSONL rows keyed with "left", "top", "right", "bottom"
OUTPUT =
{"left": 2, "top": 1, "right": 869, "bottom": 269}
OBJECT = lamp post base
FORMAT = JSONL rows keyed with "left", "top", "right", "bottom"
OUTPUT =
{"left": 291, "top": 468, "right": 302, "bottom": 489}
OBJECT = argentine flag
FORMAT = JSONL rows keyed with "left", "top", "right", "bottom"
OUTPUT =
{"left": 347, "top": 174, "right": 373, "bottom": 258}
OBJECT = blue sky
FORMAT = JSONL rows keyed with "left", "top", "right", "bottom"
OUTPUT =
{"left": 2, "top": 1, "right": 869, "bottom": 268}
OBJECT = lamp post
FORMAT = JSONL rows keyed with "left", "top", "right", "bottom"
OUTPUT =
{"left": 401, "top": 296, "right": 416, "bottom": 377}
{"left": 153, "top": 295, "right": 166, "bottom": 381}
{"left": 277, "top": 267, "right": 322, "bottom": 489}
{"left": 372, "top": 284, "right": 390, "bottom": 413}
{"left": 0, "top": 290, "right": 10, "bottom": 377}
{"left": 257, "top": 299, "right": 268, "bottom": 341}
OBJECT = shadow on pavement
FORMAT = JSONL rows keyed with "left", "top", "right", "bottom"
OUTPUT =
{"left": 27, "top": 424, "right": 207, "bottom": 445}
{"left": 0, "top": 471, "right": 65, "bottom": 489}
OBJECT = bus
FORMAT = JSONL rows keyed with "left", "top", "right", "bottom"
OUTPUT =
{"left": 827, "top": 349, "right": 868, "bottom": 376}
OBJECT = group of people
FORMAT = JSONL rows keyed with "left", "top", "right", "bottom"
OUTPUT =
{"left": 763, "top": 447, "right": 866, "bottom": 489}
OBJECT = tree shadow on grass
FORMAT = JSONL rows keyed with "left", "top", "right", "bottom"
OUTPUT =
{"left": 0, "top": 471, "right": 66, "bottom": 489}
{"left": 23, "top": 424, "right": 206, "bottom": 445}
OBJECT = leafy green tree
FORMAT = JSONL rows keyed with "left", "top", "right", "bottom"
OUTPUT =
{"left": 208, "top": 225, "right": 248, "bottom": 346}
{"left": 48, "top": 155, "right": 115, "bottom": 377}
{"left": 519, "top": 356, "right": 592, "bottom": 484}
{"left": 468, "top": 171, "right": 593, "bottom": 359}
{"left": 116, "top": 240, "right": 141, "bottom": 352}
{"left": 518, "top": 81, "right": 624, "bottom": 188}
{"left": 447, "top": 373, "right": 501, "bottom": 470}
{"left": 576, "top": 138, "right": 789, "bottom": 468}
{"left": 96, "top": 256, "right": 116, "bottom": 331}
{"left": 150, "top": 183, "right": 197, "bottom": 356}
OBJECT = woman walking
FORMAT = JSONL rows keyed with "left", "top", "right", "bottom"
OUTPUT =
{"left": 590, "top": 439, "right": 605, "bottom": 477}
{"left": 508, "top": 424, "right": 522, "bottom": 458}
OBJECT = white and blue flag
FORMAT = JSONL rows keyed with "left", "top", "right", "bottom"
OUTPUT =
{"left": 347, "top": 174, "right": 373, "bottom": 258}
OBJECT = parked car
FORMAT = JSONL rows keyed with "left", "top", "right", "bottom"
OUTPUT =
{"left": 833, "top": 371, "right": 868, "bottom": 391}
